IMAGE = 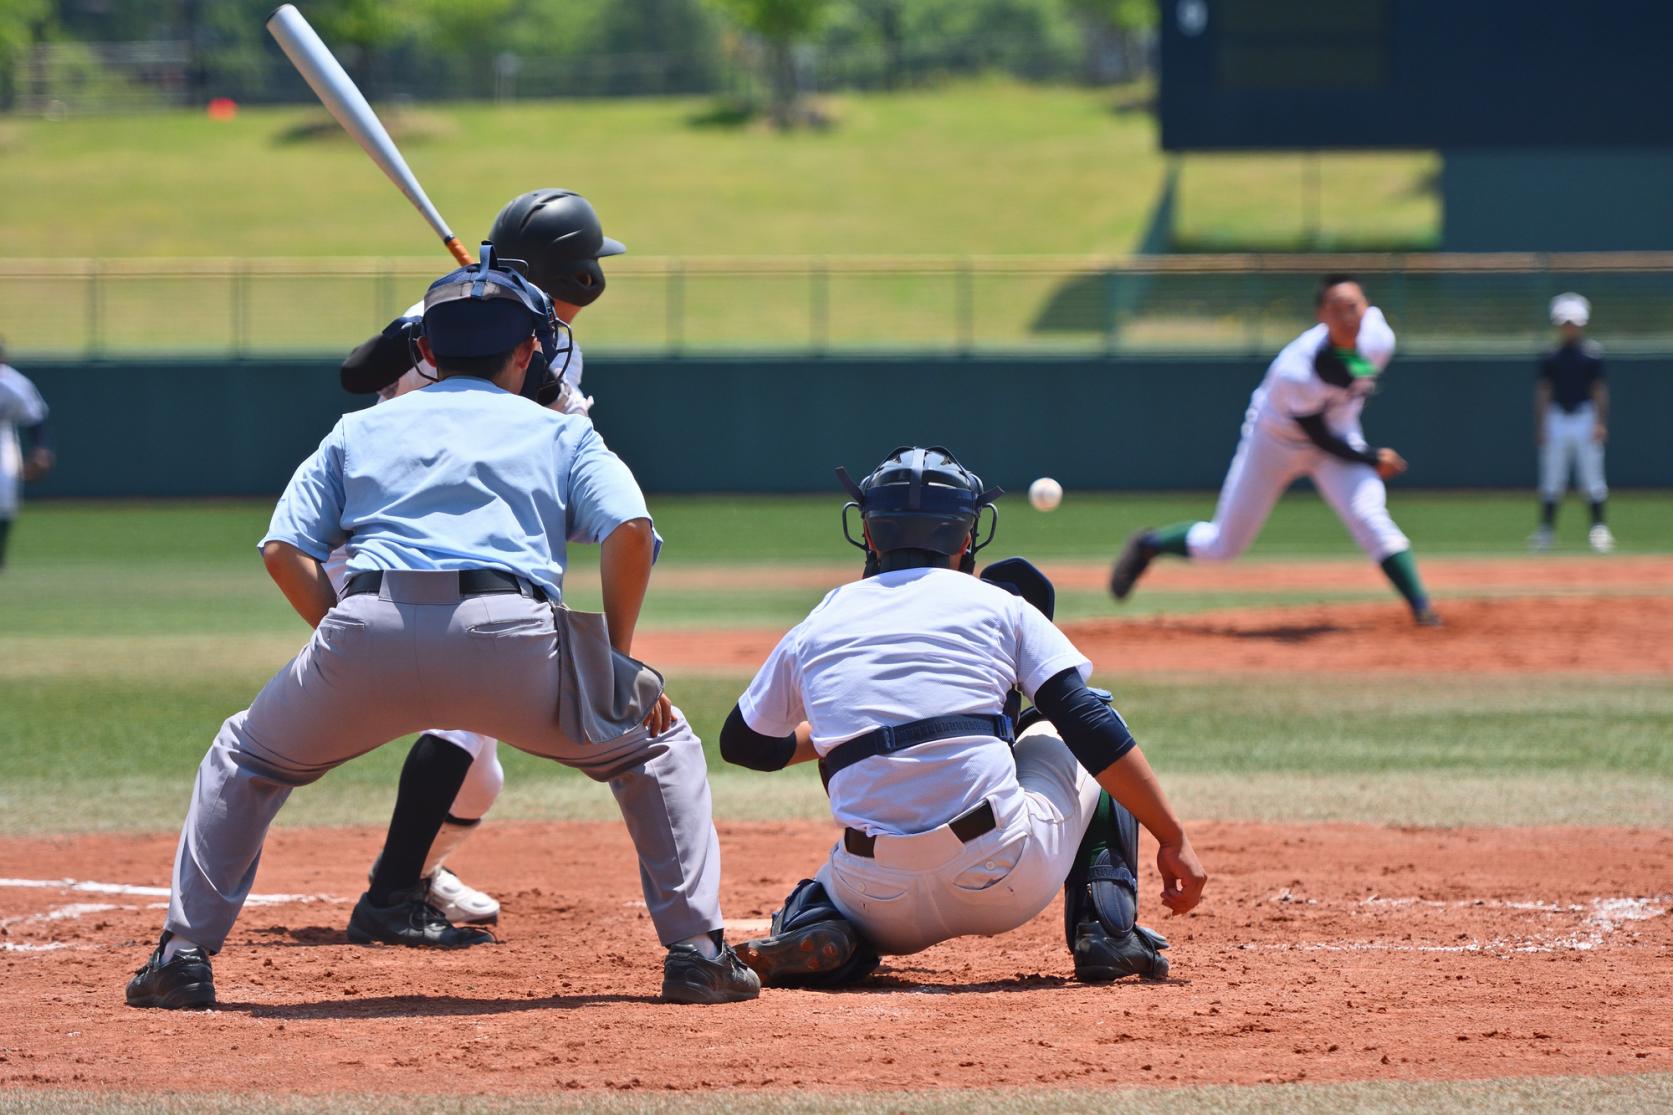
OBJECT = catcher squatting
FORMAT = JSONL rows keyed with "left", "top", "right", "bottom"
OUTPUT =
{"left": 124, "top": 193, "right": 1209, "bottom": 1011}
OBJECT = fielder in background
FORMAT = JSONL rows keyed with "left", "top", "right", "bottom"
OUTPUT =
{"left": 721, "top": 447, "right": 1206, "bottom": 988}
{"left": 1110, "top": 275, "right": 1441, "bottom": 626}
{"left": 126, "top": 249, "right": 758, "bottom": 1010}
{"left": 1531, "top": 293, "right": 1613, "bottom": 554}
{"left": 0, "top": 338, "right": 54, "bottom": 569}
{"left": 336, "top": 189, "right": 624, "bottom": 929}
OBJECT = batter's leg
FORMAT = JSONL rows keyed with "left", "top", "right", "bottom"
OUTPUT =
{"left": 1311, "top": 457, "right": 1436, "bottom": 622}
{"left": 366, "top": 732, "right": 475, "bottom": 904}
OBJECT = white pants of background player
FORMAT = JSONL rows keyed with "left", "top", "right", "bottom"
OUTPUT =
{"left": 323, "top": 548, "right": 504, "bottom": 822}
{"left": 0, "top": 422, "right": 23, "bottom": 521}
{"left": 1185, "top": 423, "right": 1409, "bottom": 563}
{"left": 817, "top": 722, "right": 1101, "bottom": 955}
{"left": 1539, "top": 403, "right": 1608, "bottom": 503}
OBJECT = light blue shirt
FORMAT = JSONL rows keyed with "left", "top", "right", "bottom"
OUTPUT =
{"left": 262, "top": 376, "right": 654, "bottom": 600}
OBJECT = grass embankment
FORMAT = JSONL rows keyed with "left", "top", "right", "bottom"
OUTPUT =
{"left": 2, "top": 493, "right": 1668, "bottom": 834}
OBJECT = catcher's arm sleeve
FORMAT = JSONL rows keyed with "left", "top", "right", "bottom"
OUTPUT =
{"left": 719, "top": 704, "right": 799, "bottom": 772}
{"left": 1030, "top": 668, "right": 1137, "bottom": 777}
{"left": 1294, "top": 412, "right": 1381, "bottom": 467}
{"left": 340, "top": 317, "right": 420, "bottom": 394}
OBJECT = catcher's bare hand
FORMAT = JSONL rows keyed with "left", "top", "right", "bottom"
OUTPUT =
{"left": 22, "top": 447, "right": 54, "bottom": 483}
{"left": 1157, "top": 838, "right": 1208, "bottom": 916}
{"left": 1375, "top": 447, "right": 1407, "bottom": 479}
{"left": 643, "top": 693, "right": 673, "bottom": 737}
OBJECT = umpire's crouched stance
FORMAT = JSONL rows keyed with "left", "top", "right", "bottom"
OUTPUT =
{"left": 126, "top": 250, "right": 758, "bottom": 1009}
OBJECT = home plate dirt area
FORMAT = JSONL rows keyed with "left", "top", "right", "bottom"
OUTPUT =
{"left": 0, "top": 821, "right": 1668, "bottom": 1094}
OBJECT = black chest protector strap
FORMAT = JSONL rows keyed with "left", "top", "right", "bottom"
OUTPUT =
{"left": 819, "top": 712, "right": 1013, "bottom": 788}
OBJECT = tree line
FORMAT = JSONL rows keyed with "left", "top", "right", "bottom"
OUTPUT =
{"left": 0, "top": 0, "right": 1157, "bottom": 121}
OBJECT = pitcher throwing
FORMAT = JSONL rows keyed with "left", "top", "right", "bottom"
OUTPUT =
{"left": 1109, "top": 275, "right": 1440, "bottom": 626}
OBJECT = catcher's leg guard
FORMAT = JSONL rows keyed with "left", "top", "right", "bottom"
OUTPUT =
{"left": 735, "top": 879, "right": 879, "bottom": 988}
{"left": 1063, "top": 792, "right": 1169, "bottom": 982}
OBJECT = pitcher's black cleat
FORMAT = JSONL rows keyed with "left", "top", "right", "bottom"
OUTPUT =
{"left": 347, "top": 884, "right": 495, "bottom": 948}
{"left": 1109, "top": 530, "right": 1159, "bottom": 601}
{"left": 126, "top": 938, "right": 216, "bottom": 1010}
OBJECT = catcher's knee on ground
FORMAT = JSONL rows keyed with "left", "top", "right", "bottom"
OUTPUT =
{"left": 735, "top": 878, "right": 879, "bottom": 988}
{"left": 1063, "top": 792, "right": 1169, "bottom": 982}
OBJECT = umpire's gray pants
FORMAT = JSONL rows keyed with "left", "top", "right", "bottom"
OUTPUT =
{"left": 165, "top": 572, "right": 723, "bottom": 952}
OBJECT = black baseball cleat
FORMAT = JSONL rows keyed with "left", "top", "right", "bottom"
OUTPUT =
{"left": 1413, "top": 606, "right": 1444, "bottom": 627}
{"left": 1108, "top": 530, "right": 1158, "bottom": 601}
{"left": 662, "top": 941, "right": 761, "bottom": 1004}
{"left": 1072, "top": 917, "right": 1170, "bottom": 983}
{"left": 347, "top": 884, "right": 495, "bottom": 949}
{"left": 126, "top": 937, "right": 216, "bottom": 1010}
{"left": 736, "top": 918, "right": 862, "bottom": 987}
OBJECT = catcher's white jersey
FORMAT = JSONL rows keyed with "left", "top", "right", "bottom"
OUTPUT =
{"left": 1249, "top": 306, "right": 1395, "bottom": 446}
{"left": 738, "top": 567, "right": 1090, "bottom": 836}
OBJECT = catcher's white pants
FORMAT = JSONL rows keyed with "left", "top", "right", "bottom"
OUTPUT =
{"left": 817, "top": 723, "right": 1102, "bottom": 955}
{"left": 166, "top": 574, "right": 724, "bottom": 951}
{"left": 1539, "top": 403, "right": 1608, "bottom": 502}
{"left": 1186, "top": 424, "right": 1409, "bottom": 563}
{"left": 326, "top": 549, "right": 504, "bottom": 820}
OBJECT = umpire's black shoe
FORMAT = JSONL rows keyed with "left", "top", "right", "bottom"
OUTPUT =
{"left": 126, "top": 938, "right": 216, "bottom": 1010}
{"left": 1072, "top": 917, "right": 1170, "bottom": 983}
{"left": 347, "top": 884, "right": 495, "bottom": 949}
{"left": 662, "top": 941, "right": 761, "bottom": 1004}
{"left": 1109, "top": 530, "right": 1158, "bottom": 601}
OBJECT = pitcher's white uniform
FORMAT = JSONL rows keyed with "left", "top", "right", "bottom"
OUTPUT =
{"left": 737, "top": 567, "right": 1104, "bottom": 954}
{"left": 324, "top": 302, "right": 593, "bottom": 816}
{"left": 1187, "top": 307, "right": 1407, "bottom": 563}
{"left": 0, "top": 363, "right": 48, "bottom": 522}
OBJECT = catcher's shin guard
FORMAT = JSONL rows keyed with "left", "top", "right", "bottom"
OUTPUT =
{"left": 736, "top": 878, "right": 879, "bottom": 987}
{"left": 1063, "top": 792, "right": 1169, "bottom": 982}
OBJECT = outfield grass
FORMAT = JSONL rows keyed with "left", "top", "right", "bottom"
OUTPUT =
{"left": 2, "top": 494, "right": 1669, "bottom": 834}
{"left": 0, "top": 84, "right": 1436, "bottom": 260}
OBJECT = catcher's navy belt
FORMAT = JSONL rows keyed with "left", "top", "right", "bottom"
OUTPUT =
{"left": 820, "top": 711, "right": 1014, "bottom": 786}
{"left": 844, "top": 799, "right": 997, "bottom": 859}
{"left": 342, "top": 568, "right": 548, "bottom": 603}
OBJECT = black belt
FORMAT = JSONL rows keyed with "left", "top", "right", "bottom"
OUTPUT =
{"left": 844, "top": 800, "right": 997, "bottom": 859}
{"left": 820, "top": 712, "right": 1014, "bottom": 784}
{"left": 341, "top": 569, "right": 548, "bottom": 603}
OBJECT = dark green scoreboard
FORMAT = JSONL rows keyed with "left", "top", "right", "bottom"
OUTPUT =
{"left": 1160, "top": 0, "right": 1673, "bottom": 150}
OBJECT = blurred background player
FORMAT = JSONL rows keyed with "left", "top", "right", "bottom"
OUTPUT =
{"left": 1109, "top": 275, "right": 1440, "bottom": 626}
{"left": 0, "top": 338, "right": 54, "bottom": 569}
{"left": 335, "top": 189, "right": 625, "bottom": 929}
{"left": 1531, "top": 293, "right": 1612, "bottom": 553}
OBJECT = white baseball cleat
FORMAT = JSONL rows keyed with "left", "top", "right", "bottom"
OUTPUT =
{"left": 1527, "top": 526, "right": 1554, "bottom": 552}
{"left": 427, "top": 866, "right": 500, "bottom": 924}
{"left": 1588, "top": 524, "right": 1616, "bottom": 554}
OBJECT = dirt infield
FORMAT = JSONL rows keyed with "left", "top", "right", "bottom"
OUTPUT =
{"left": 0, "top": 821, "right": 1668, "bottom": 1094}
{"left": 639, "top": 594, "right": 1673, "bottom": 676}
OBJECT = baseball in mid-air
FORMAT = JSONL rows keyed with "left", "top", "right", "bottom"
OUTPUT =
{"left": 1028, "top": 477, "right": 1063, "bottom": 512}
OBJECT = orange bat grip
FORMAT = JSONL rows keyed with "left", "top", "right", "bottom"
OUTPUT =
{"left": 444, "top": 236, "right": 473, "bottom": 266}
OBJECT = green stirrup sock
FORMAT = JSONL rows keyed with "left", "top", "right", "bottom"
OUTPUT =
{"left": 1379, "top": 549, "right": 1430, "bottom": 611}
{"left": 1149, "top": 522, "right": 1195, "bottom": 557}
{"left": 1075, "top": 791, "right": 1115, "bottom": 872}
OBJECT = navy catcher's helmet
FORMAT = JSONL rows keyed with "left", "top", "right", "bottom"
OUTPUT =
{"left": 488, "top": 189, "right": 625, "bottom": 309}
{"left": 422, "top": 242, "right": 567, "bottom": 404}
{"left": 837, "top": 446, "right": 1002, "bottom": 574}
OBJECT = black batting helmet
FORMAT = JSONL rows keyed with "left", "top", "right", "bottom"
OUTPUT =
{"left": 488, "top": 189, "right": 626, "bottom": 308}
{"left": 837, "top": 446, "right": 1002, "bottom": 575}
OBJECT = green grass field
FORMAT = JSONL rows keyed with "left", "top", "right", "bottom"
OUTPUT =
{"left": 0, "top": 83, "right": 1437, "bottom": 260}
{"left": 3, "top": 492, "right": 1669, "bottom": 835}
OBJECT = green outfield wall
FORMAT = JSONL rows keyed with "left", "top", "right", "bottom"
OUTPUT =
{"left": 18, "top": 354, "right": 1672, "bottom": 497}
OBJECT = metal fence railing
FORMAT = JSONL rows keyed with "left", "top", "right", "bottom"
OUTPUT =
{"left": 6, "top": 253, "right": 1673, "bottom": 360}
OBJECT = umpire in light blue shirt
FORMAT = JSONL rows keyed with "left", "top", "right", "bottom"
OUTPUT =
{"left": 125, "top": 249, "right": 759, "bottom": 1011}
